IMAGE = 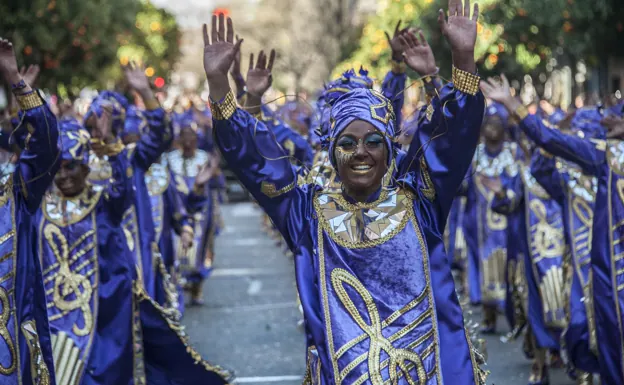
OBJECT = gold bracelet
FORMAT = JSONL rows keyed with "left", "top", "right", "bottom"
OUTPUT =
{"left": 452, "top": 66, "right": 480, "bottom": 96}
{"left": 514, "top": 105, "right": 529, "bottom": 120}
{"left": 391, "top": 60, "right": 407, "bottom": 74}
{"left": 210, "top": 89, "right": 237, "bottom": 120}
{"left": 16, "top": 91, "right": 43, "bottom": 111}
{"left": 144, "top": 98, "right": 160, "bottom": 111}
{"left": 105, "top": 140, "right": 125, "bottom": 156}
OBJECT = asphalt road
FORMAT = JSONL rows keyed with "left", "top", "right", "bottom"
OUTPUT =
{"left": 183, "top": 202, "right": 575, "bottom": 385}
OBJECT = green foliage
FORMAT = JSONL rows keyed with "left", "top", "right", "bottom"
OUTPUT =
{"left": 0, "top": 0, "right": 180, "bottom": 95}
{"left": 340, "top": 0, "right": 624, "bottom": 84}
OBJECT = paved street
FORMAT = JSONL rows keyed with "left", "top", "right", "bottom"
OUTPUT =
{"left": 184, "top": 202, "right": 575, "bottom": 385}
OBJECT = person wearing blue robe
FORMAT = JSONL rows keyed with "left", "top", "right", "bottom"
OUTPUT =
{"left": 205, "top": 10, "right": 487, "bottom": 383}
{"left": 0, "top": 40, "right": 60, "bottom": 385}
{"left": 84, "top": 83, "right": 171, "bottom": 305}
{"left": 461, "top": 103, "right": 524, "bottom": 333}
{"left": 481, "top": 77, "right": 618, "bottom": 384}
{"left": 491, "top": 152, "right": 567, "bottom": 385}
{"left": 37, "top": 116, "right": 139, "bottom": 385}
{"left": 168, "top": 113, "right": 217, "bottom": 306}
{"left": 122, "top": 107, "right": 189, "bottom": 315}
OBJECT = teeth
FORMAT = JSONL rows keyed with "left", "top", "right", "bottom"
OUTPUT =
{"left": 352, "top": 165, "right": 372, "bottom": 170}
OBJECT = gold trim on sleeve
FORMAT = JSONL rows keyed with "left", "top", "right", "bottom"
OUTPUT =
{"left": 260, "top": 181, "right": 294, "bottom": 198}
{"left": 452, "top": 66, "right": 480, "bottom": 96}
{"left": 16, "top": 91, "right": 44, "bottom": 111}
{"left": 210, "top": 90, "right": 237, "bottom": 120}
{"left": 419, "top": 157, "right": 436, "bottom": 201}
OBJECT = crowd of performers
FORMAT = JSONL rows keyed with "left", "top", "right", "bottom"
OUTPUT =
{"left": 3, "top": 1, "right": 624, "bottom": 384}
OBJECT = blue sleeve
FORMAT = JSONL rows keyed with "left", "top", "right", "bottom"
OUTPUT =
{"left": 381, "top": 69, "right": 407, "bottom": 128}
{"left": 13, "top": 92, "right": 61, "bottom": 214}
{"left": 133, "top": 107, "right": 172, "bottom": 171}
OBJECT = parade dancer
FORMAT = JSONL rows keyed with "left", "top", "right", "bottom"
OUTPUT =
{"left": 0, "top": 37, "right": 60, "bottom": 385}
{"left": 462, "top": 103, "right": 523, "bottom": 334}
{"left": 206, "top": 6, "right": 488, "bottom": 383}
{"left": 481, "top": 76, "right": 618, "bottom": 385}
{"left": 38, "top": 117, "right": 138, "bottom": 385}
{"left": 169, "top": 114, "right": 220, "bottom": 306}
{"left": 490, "top": 151, "right": 567, "bottom": 385}
{"left": 84, "top": 64, "right": 171, "bottom": 304}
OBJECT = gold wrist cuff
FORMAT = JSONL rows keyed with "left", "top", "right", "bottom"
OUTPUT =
{"left": 105, "top": 141, "right": 125, "bottom": 156}
{"left": 452, "top": 66, "right": 480, "bottom": 96}
{"left": 514, "top": 105, "right": 529, "bottom": 120}
{"left": 16, "top": 91, "right": 43, "bottom": 111}
{"left": 391, "top": 60, "right": 407, "bottom": 74}
{"left": 144, "top": 99, "right": 160, "bottom": 111}
{"left": 210, "top": 89, "right": 237, "bottom": 120}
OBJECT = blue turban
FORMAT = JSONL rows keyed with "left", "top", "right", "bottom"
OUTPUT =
{"left": 84, "top": 91, "right": 128, "bottom": 135}
{"left": 570, "top": 107, "right": 605, "bottom": 139}
{"left": 316, "top": 67, "right": 375, "bottom": 147}
{"left": 328, "top": 88, "right": 396, "bottom": 168}
{"left": 122, "top": 106, "right": 148, "bottom": 138}
{"left": 485, "top": 102, "right": 509, "bottom": 128}
{"left": 60, "top": 118, "right": 91, "bottom": 165}
{"left": 171, "top": 110, "right": 198, "bottom": 138}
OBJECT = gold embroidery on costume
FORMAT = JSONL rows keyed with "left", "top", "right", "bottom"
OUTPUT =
{"left": 331, "top": 268, "right": 427, "bottom": 385}
{"left": 132, "top": 283, "right": 146, "bottom": 385}
{"left": 283, "top": 139, "right": 295, "bottom": 156}
{"left": 419, "top": 157, "right": 436, "bottom": 201}
{"left": 260, "top": 181, "right": 295, "bottom": 198}
{"left": 44, "top": 224, "right": 94, "bottom": 337}
{"left": 51, "top": 331, "right": 86, "bottom": 384}
{"left": 315, "top": 189, "right": 411, "bottom": 248}
{"left": 481, "top": 248, "right": 507, "bottom": 303}
{"left": 369, "top": 90, "right": 395, "bottom": 125}
{"left": 539, "top": 267, "right": 566, "bottom": 328}
{"left": 0, "top": 286, "right": 16, "bottom": 375}
{"left": 529, "top": 199, "right": 565, "bottom": 260}
{"left": 21, "top": 320, "right": 51, "bottom": 385}
{"left": 43, "top": 186, "right": 101, "bottom": 227}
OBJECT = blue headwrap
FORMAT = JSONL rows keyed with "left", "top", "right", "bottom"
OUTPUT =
{"left": 59, "top": 119, "right": 91, "bottom": 165}
{"left": 316, "top": 67, "right": 375, "bottom": 148}
{"left": 122, "top": 106, "right": 148, "bottom": 138}
{"left": 328, "top": 88, "right": 396, "bottom": 168}
{"left": 485, "top": 102, "right": 509, "bottom": 128}
{"left": 83, "top": 91, "right": 128, "bottom": 135}
{"left": 570, "top": 106, "right": 604, "bottom": 139}
{"left": 171, "top": 110, "right": 198, "bottom": 139}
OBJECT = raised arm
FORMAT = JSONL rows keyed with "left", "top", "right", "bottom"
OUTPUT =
{"left": 481, "top": 75, "right": 604, "bottom": 176}
{"left": 203, "top": 15, "right": 309, "bottom": 250}
{"left": 397, "top": 7, "right": 485, "bottom": 218}
{"left": 123, "top": 64, "right": 171, "bottom": 170}
{"left": 0, "top": 39, "right": 60, "bottom": 213}
{"left": 530, "top": 150, "right": 567, "bottom": 204}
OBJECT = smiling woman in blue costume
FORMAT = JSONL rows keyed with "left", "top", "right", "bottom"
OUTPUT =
{"left": 205, "top": 4, "right": 488, "bottom": 382}
{"left": 0, "top": 38, "right": 60, "bottom": 385}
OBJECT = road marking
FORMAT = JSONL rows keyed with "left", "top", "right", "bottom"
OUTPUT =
{"left": 235, "top": 375, "right": 303, "bottom": 383}
{"left": 247, "top": 280, "right": 262, "bottom": 295}
{"left": 231, "top": 238, "right": 266, "bottom": 246}
{"left": 205, "top": 301, "right": 298, "bottom": 313}
{"left": 212, "top": 268, "right": 291, "bottom": 277}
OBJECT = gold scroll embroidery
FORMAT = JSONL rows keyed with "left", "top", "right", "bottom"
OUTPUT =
{"left": 45, "top": 224, "right": 94, "bottom": 337}
{"left": 21, "top": 320, "right": 51, "bottom": 385}
{"left": 529, "top": 199, "right": 565, "bottom": 260}
{"left": 331, "top": 268, "right": 427, "bottom": 385}
{"left": 0, "top": 286, "right": 16, "bottom": 375}
{"left": 419, "top": 157, "right": 436, "bottom": 201}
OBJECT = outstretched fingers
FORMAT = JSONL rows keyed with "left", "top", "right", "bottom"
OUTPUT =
{"left": 267, "top": 49, "right": 276, "bottom": 71}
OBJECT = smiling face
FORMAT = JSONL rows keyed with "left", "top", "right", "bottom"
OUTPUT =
{"left": 334, "top": 120, "right": 388, "bottom": 200}
{"left": 55, "top": 159, "right": 89, "bottom": 197}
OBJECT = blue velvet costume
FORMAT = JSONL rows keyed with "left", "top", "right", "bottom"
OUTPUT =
{"left": 212, "top": 70, "right": 488, "bottom": 384}
{"left": 0, "top": 90, "right": 60, "bottom": 385}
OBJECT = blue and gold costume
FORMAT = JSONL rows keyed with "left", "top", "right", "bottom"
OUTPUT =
{"left": 0, "top": 90, "right": 60, "bottom": 385}
{"left": 212, "top": 65, "right": 487, "bottom": 383}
